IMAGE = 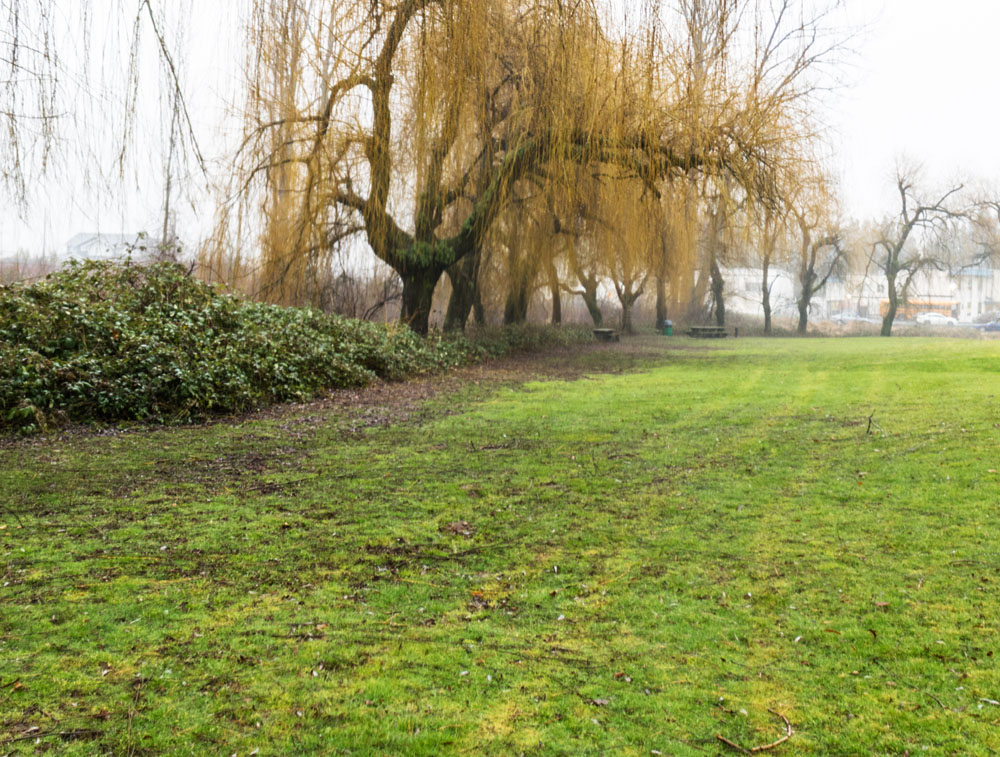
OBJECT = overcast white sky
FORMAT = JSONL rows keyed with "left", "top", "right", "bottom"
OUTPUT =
{"left": 3, "top": 0, "right": 1000, "bottom": 255}
{"left": 830, "top": 0, "right": 1000, "bottom": 218}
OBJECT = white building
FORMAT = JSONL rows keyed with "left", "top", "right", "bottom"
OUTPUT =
{"left": 723, "top": 266, "right": 798, "bottom": 319}
{"left": 951, "top": 267, "right": 1000, "bottom": 322}
{"left": 721, "top": 262, "right": 1000, "bottom": 324}
{"left": 64, "top": 233, "right": 145, "bottom": 261}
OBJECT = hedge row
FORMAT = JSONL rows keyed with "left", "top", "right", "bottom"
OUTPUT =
{"left": 1, "top": 260, "right": 590, "bottom": 434}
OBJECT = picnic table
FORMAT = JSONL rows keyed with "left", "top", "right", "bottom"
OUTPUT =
{"left": 592, "top": 328, "right": 620, "bottom": 342}
{"left": 687, "top": 325, "right": 728, "bottom": 338}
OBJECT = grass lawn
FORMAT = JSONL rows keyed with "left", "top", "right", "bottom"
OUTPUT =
{"left": 2, "top": 336, "right": 1000, "bottom": 755}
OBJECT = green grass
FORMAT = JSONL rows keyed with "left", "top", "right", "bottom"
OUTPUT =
{"left": 2, "top": 336, "right": 999, "bottom": 755}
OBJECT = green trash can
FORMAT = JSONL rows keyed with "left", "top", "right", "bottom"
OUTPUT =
{"left": 663, "top": 319, "right": 673, "bottom": 336}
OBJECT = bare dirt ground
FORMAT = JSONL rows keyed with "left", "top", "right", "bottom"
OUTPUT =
{"left": 246, "top": 334, "right": 694, "bottom": 436}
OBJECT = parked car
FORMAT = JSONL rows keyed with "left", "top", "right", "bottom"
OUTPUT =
{"left": 915, "top": 312, "right": 957, "bottom": 326}
{"left": 976, "top": 320, "right": 1000, "bottom": 332}
{"left": 832, "top": 313, "right": 879, "bottom": 325}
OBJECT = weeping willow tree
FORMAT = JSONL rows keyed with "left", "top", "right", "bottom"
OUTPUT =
{"left": 229, "top": 0, "right": 624, "bottom": 331}
{"left": 1, "top": 0, "right": 60, "bottom": 205}
{"left": 3, "top": 0, "right": 206, "bottom": 265}
{"left": 223, "top": 0, "right": 841, "bottom": 333}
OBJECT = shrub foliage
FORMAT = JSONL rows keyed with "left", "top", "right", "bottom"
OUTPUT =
{"left": 0, "top": 261, "right": 589, "bottom": 433}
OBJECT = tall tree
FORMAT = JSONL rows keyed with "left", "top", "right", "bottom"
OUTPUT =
{"left": 869, "top": 169, "right": 965, "bottom": 336}
{"left": 790, "top": 186, "right": 845, "bottom": 334}
{"left": 231, "top": 0, "right": 842, "bottom": 332}
{"left": 755, "top": 208, "right": 783, "bottom": 335}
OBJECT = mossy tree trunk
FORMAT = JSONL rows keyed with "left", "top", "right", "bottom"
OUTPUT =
{"left": 399, "top": 264, "right": 446, "bottom": 335}
{"left": 443, "top": 246, "right": 481, "bottom": 332}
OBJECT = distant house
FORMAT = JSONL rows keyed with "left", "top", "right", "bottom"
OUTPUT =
{"left": 951, "top": 266, "right": 1000, "bottom": 321}
{"left": 64, "top": 233, "right": 145, "bottom": 261}
{"left": 722, "top": 265, "right": 797, "bottom": 319}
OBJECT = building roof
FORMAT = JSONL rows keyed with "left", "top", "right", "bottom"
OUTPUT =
{"left": 64, "top": 233, "right": 144, "bottom": 259}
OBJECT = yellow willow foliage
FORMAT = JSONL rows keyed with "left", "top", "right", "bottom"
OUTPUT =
{"left": 216, "top": 0, "right": 841, "bottom": 323}
{"left": 662, "top": 182, "right": 700, "bottom": 312}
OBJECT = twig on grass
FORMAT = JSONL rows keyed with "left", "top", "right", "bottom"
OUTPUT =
{"left": 717, "top": 709, "right": 793, "bottom": 753}
{"left": 866, "top": 411, "right": 884, "bottom": 435}
{"left": 717, "top": 734, "right": 752, "bottom": 754}
{"left": 0, "top": 728, "right": 102, "bottom": 746}
{"left": 0, "top": 502, "right": 24, "bottom": 529}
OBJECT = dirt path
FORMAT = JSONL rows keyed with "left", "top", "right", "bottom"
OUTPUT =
{"left": 258, "top": 334, "right": 697, "bottom": 434}
{"left": 0, "top": 334, "right": 699, "bottom": 450}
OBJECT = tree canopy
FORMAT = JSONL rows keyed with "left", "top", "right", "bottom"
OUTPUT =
{"left": 214, "top": 0, "right": 840, "bottom": 333}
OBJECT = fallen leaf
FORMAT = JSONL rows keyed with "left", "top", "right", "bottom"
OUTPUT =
{"left": 442, "top": 521, "right": 474, "bottom": 537}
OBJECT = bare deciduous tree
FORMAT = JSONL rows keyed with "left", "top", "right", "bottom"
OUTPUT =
{"left": 790, "top": 182, "right": 845, "bottom": 334}
{"left": 869, "top": 168, "right": 965, "bottom": 336}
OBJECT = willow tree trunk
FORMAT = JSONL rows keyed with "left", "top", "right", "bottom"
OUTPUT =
{"left": 580, "top": 286, "right": 603, "bottom": 326}
{"left": 400, "top": 266, "right": 444, "bottom": 335}
{"left": 443, "top": 247, "right": 480, "bottom": 332}
{"left": 762, "top": 290, "right": 772, "bottom": 334}
{"left": 503, "top": 270, "right": 533, "bottom": 325}
{"left": 797, "top": 269, "right": 816, "bottom": 334}
{"left": 761, "top": 260, "right": 772, "bottom": 335}
{"left": 620, "top": 293, "right": 640, "bottom": 334}
{"left": 546, "top": 261, "right": 562, "bottom": 325}
{"left": 710, "top": 259, "right": 725, "bottom": 327}
{"left": 473, "top": 287, "right": 485, "bottom": 326}
{"left": 655, "top": 275, "right": 668, "bottom": 331}
{"left": 690, "top": 267, "right": 710, "bottom": 322}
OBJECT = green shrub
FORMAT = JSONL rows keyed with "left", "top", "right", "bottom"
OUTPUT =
{"left": 0, "top": 260, "right": 590, "bottom": 433}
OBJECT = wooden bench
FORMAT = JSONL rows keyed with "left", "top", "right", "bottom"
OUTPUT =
{"left": 592, "top": 328, "right": 620, "bottom": 342}
{"left": 687, "top": 325, "right": 728, "bottom": 338}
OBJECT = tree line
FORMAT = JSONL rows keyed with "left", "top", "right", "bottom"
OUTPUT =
{"left": 3, "top": 1, "right": 998, "bottom": 336}
{"left": 204, "top": 0, "right": 839, "bottom": 334}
